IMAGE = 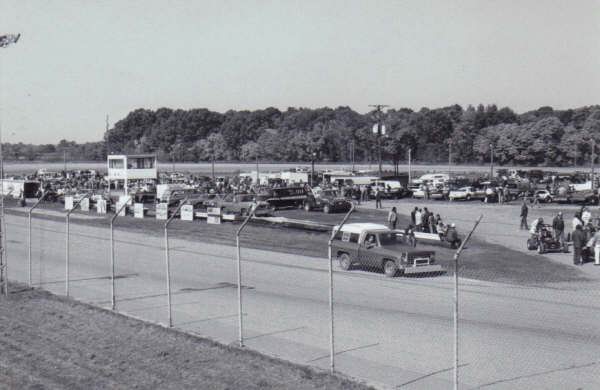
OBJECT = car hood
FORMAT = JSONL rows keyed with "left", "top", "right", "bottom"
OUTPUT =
{"left": 377, "top": 245, "right": 435, "bottom": 258}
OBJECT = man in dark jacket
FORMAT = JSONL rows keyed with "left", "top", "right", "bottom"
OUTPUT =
{"left": 410, "top": 207, "right": 417, "bottom": 226}
{"left": 552, "top": 212, "right": 565, "bottom": 245}
{"left": 571, "top": 224, "right": 586, "bottom": 265}
{"left": 520, "top": 200, "right": 529, "bottom": 230}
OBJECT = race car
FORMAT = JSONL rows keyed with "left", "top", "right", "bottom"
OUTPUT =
{"left": 526, "top": 224, "right": 568, "bottom": 254}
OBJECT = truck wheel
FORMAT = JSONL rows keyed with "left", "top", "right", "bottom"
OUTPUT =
{"left": 383, "top": 260, "right": 398, "bottom": 277}
{"left": 304, "top": 203, "right": 312, "bottom": 212}
{"left": 338, "top": 253, "right": 352, "bottom": 271}
{"left": 323, "top": 204, "right": 331, "bottom": 214}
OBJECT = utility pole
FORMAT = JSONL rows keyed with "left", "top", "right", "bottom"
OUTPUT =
{"left": 369, "top": 104, "right": 388, "bottom": 177}
{"left": 591, "top": 139, "right": 595, "bottom": 190}
{"left": 255, "top": 153, "right": 259, "bottom": 186}
{"left": 105, "top": 114, "right": 109, "bottom": 156}
{"left": 489, "top": 143, "right": 494, "bottom": 179}
{"left": 63, "top": 150, "right": 67, "bottom": 176}
{"left": 408, "top": 148, "right": 412, "bottom": 184}
{"left": 351, "top": 140, "right": 355, "bottom": 173}
{"left": 448, "top": 141, "right": 453, "bottom": 181}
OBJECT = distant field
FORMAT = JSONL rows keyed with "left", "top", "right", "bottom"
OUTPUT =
{"left": 1, "top": 161, "right": 589, "bottom": 176}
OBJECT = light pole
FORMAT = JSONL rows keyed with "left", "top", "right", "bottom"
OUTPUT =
{"left": 0, "top": 33, "right": 21, "bottom": 296}
{"left": 591, "top": 139, "right": 596, "bottom": 190}
{"left": 448, "top": 140, "right": 453, "bottom": 181}
{"left": 369, "top": 104, "right": 388, "bottom": 177}
{"left": 489, "top": 143, "right": 494, "bottom": 179}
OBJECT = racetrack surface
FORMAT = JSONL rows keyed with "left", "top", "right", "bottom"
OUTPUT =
{"left": 4, "top": 212, "right": 600, "bottom": 389}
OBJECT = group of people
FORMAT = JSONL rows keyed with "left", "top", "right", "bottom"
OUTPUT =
{"left": 525, "top": 200, "right": 600, "bottom": 266}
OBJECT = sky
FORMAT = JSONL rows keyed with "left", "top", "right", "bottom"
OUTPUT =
{"left": 1, "top": 0, "right": 599, "bottom": 144}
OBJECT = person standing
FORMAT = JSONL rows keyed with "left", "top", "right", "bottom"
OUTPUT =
{"left": 589, "top": 229, "right": 600, "bottom": 266}
{"left": 375, "top": 188, "right": 382, "bottom": 209}
{"left": 520, "top": 200, "right": 529, "bottom": 230}
{"left": 410, "top": 207, "right": 417, "bottom": 226}
{"left": 415, "top": 208, "right": 423, "bottom": 232}
{"left": 582, "top": 207, "right": 592, "bottom": 227}
{"left": 571, "top": 224, "right": 586, "bottom": 265}
{"left": 552, "top": 212, "right": 565, "bottom": 246}
{"left": 387, "top": 207, "right": 398, "bottom": 230}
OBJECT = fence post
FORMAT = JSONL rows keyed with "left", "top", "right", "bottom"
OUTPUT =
{"left": 110, "top": 198, "right": 130, "bottom": 311}
{"left": 27, "top": 192, "right": 47, "bottom": 287}
{"left": 327, "top": 205, "right": 355, "bottom": 373}
{"left": 164, "top": 197, "right": 189, "bottom": 328}
{"left": 452, "top": 215, "right": 483, "bottom": 390}
{"left": 65, "top": 194, "right": 90, "bottom": 297}
{"left": 235, "top": 205, "right": 257, "bottom": 348}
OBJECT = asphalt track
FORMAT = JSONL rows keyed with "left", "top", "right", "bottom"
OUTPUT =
{"left": 4, "top": 213, "right": 600, "bottom": 389}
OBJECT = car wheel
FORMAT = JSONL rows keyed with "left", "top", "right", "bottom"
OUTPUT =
{"left": 323, "top": 204, "right": 331, "bottom": 214}
{"left": 304, "top": 202, "right": 312, "bottom": 212}
{"left": 537, "top": 243, "right": 545, "bottom": 254}
{"left": 466, "top": 195, "right": 471, "bottom": 201}
{"left": 338, "top": 253, "right": 352, "bottom": 271}
{"left": 383, "top": 260, "right": 398, "bottom": 277}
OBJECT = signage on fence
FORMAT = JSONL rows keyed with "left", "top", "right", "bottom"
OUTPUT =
{"left": 64, "top": 196, "right": 74, "bottom": 210}
{"left": 134, "top": 203, "right": 145, "bottom": 219}
{"left": 80, "top": 198, "right": 90, "bottom": 212}
{"left": 156, "top": 203, "right": 168, "bottom": 220}
{"left": 207, "top": 206, "right": 221, "bottom": 224}
{"left": 96, "top": 199, "right": 107, "bottom": 214}
{"left": 116, "top": 199, "right": 128, "bottom": 217}
{"left": 180, "top": 204, "right": 194, "bottom": 221}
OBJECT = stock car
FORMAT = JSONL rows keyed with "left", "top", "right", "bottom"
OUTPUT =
{"left": 331, "top": 223, "right": 441, "bottom": 277}
{"left": 304, "top": 189, "right": 352, "bottom": 213}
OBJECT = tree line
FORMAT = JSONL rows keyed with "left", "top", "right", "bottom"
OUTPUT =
{"left": 4, "top": 104, "right": 600, "bottom": 166}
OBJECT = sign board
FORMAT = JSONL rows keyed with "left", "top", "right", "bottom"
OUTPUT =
{"left": 156, "top": 203, "right": 168, "bottom": 220}
{"left": 80, "top": 198, "right": 90, "bottom": 212}
{"left": 96, "top": 199, "right": 107, "bottom": 214}
{"left": 372, "top": 123, "right": 386, "bottom": 135}
{"left": 180, "top": 204, "right": 194, "bottom": 221}
{"left": 207, "top": 206, "right": 222, "bottom": 224}
{"left": 134, "top": 203, "right": 145, "bottom": 219}
{"left": 65, "top": 196, "right": 74, "bottom": 210}
{"left": 116, "top": 199, "right": 128, "bottom": 217}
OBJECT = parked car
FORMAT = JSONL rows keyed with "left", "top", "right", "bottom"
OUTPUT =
{"left": 331, "top": 223, "right": 441, "bottom": 277}
{"left": 304, "top": 189, "right": 352, "bottom": 213}
{"left": 210, "top": 193, "right": 272, "bottom": 217}
{"left": 534, "top": 189, "right": 553, "bottom": 203}
{"left": 554, "top": 190, "right": 599, "bottom": 205}
{"left": 449, "top": 186, "right": 485, "bottom": 201}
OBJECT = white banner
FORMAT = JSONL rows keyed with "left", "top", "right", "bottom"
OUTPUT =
{"left": 116, "top": 200, "right": 128, "bottom": 216}
{"left": 134, "top": 203, "right": 145, "bottom": 219}
{"left": 180, "top": 204, "right": 194, "bottom": 221}
{"left": 156, "top": 203, "right": 168, "bottom": 220}
{"left": 80, "top": 198, "right": 90, "bottom": 212}
{"left": 65, "top": 196, "right": 74, "bottom": 210}
{"left": 207, "top": 215, "right": 221, "bottom": 224}
{"left": 96, "top": 199, "right": 107, "bottom": 214}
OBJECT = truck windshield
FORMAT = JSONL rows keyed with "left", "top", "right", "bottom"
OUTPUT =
{"left": 378, "top": 233, "right": 398, "bottom": 246}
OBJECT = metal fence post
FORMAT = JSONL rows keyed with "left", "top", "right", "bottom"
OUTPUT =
{"left": 65, "top": 194, "right": 90, "bottom": 297}
{"left": 452, "top": 215, "right": 483, "bottom": 390}
{"left": 235, "top": 205, "right": 257, "bottom": 348}
{"left": 164, "top": 197, "right": 189, "bottom": 328}
{"left": 327, "top": 205, "right": 355, "bottom": 373}
{"left": 27, "top": 192, "right": 47, "bottom": 287}
{"left": 110, "top": 198, "right": 130, "bottom": 311}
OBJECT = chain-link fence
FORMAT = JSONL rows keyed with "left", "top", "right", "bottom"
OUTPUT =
{"left": 3, "top": 198, "right": 599, "bottom": 389}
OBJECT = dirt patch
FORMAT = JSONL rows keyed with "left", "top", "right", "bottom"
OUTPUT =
{"left": 0, "top": 283, "right": 372, "bottom": 390}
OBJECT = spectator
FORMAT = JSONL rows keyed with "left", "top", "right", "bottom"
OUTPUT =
{"left": 446, "top": 223, "right": 461, "bottom": 249}
{"left": 572, "top": 212, "right": 583, "bottom": 232}
{"left": 387, "top": 207, "right": 398, "bottom": 230}
{"left": 520, "top": 200, "right": 529, "bottom": 230}
{"left": 428, "top": 212, "right": 436, "bottom": 233}
{"left": 410, "top": 207, "right": 417, "bottom": 226}
{"left": 422, "top": 207, "right": 429, "bottom": 232}
{"left": 582, "top": 207, "right": 592, "bottom": 226}
{"left": 552, "top": 212, "right": 565, "bottom": 245}
{"left": 375, "top": 188, "right": 382, "bottom": 209}
{"left": 588, "top": 229, "right": 600, "bottom": 266}
{"left": 572, "top": 225, "right": 586, "bottom": 265}
{"left": 415, "top": 208, "right": 423, "bottom": 231}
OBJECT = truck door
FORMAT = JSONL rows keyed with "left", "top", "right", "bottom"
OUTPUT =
{"left": 358, "top": 233, "right": 380, "bottom": 270}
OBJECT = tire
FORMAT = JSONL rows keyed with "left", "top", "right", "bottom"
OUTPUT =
{"left": 562, "top": 243, "right": 569, "bottom": 253}
{"left": 527, "top": 238, "right": 537, "bottom": 250}
{"left": 323, "top": 204, "right": 331, "bottom": 214}
{"left": 383, "top": 260, "right": 398, "bottom": 277}
{"left": 338, "top": 253, "right": 352, "bottom": 271}
{"left": 240, "top": 208, "right": 247, "bottom": 217}
{"left": 466, "top": 195, "right": 471, "bottom": 201}
{"left": 304, "top": 202, "right": 312, "bottom": 212}
{"left": 537, "top": 243, "right": 545, "bottom": 254}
